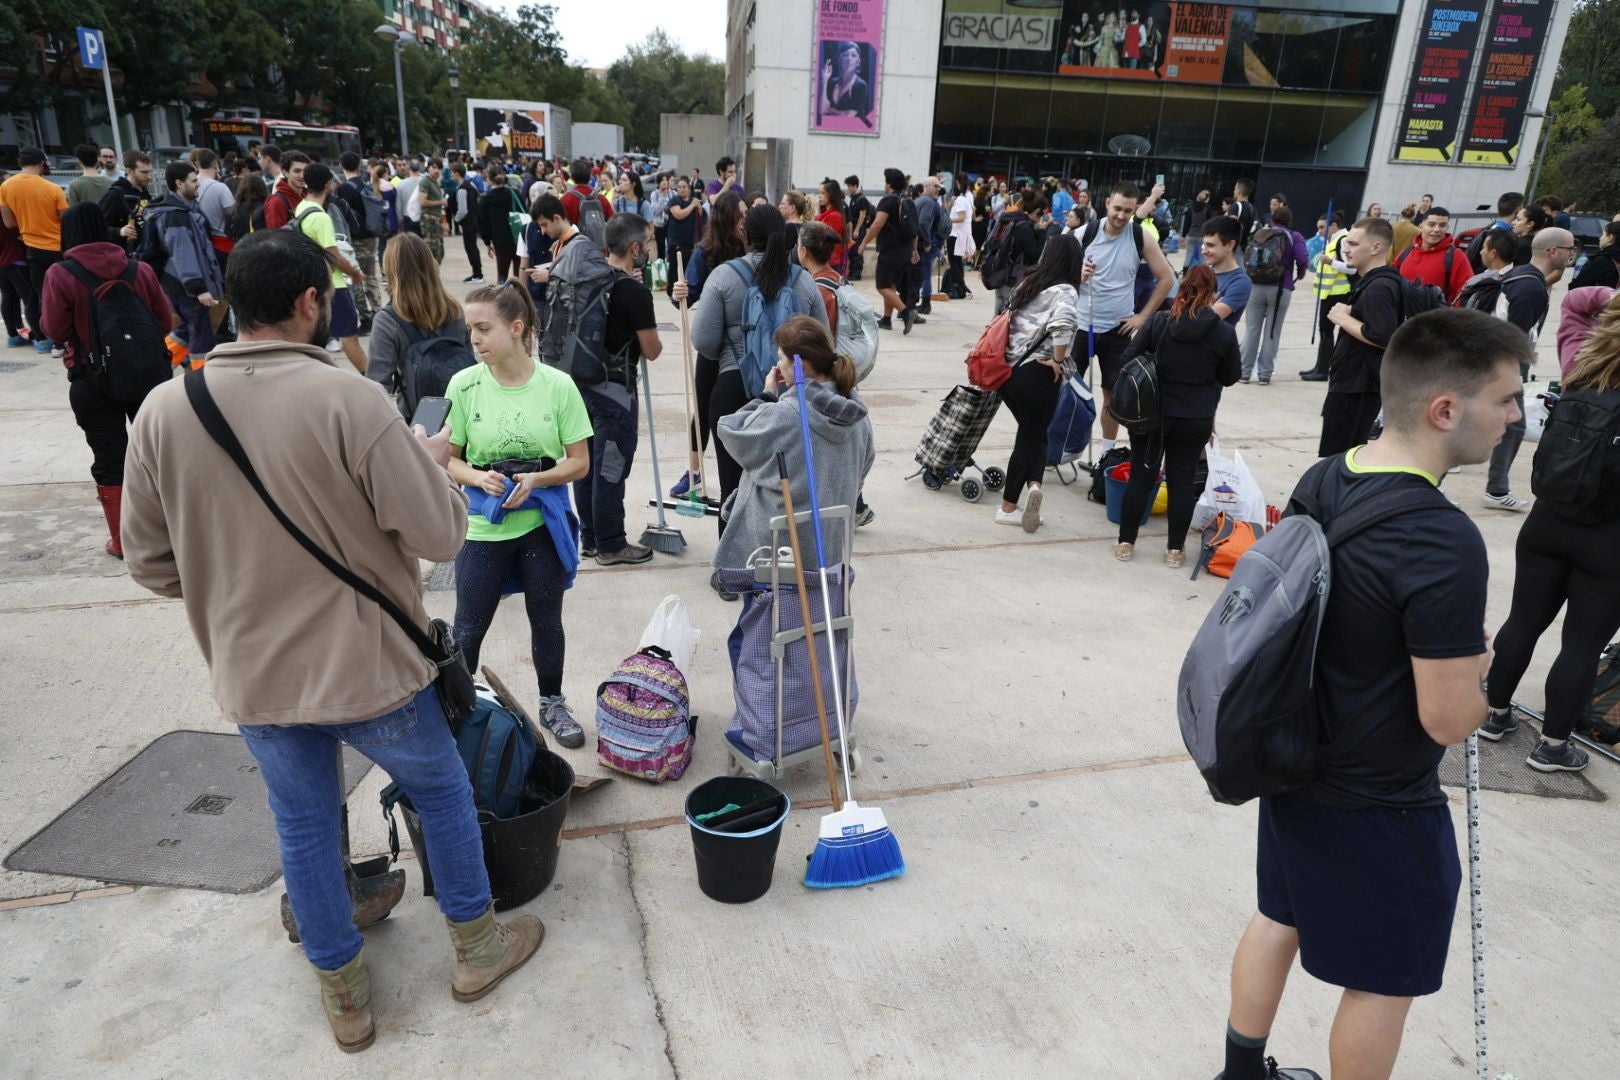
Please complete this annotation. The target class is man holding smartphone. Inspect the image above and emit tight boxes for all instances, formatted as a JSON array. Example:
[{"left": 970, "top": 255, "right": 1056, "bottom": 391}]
[{"left": 1076, "top": 181, "right": 1175, "bottom": 454}]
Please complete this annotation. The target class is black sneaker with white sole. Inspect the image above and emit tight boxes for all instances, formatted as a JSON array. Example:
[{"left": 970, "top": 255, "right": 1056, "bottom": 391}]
[
  {"left": 1478, "top": 708, "right": 1518, "bottom": 742},
  {"left": 1212, "top": 1058, "right": 1323, "bottom": 1080},
  {"left": 1528, "top": 738, "right": 1590, "bottom": 773}
]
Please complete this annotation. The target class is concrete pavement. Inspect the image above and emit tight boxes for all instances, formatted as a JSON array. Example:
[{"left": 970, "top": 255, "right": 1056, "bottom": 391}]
[{"left": 1, "top": 238, "right": 1614, "bottom": 1077}]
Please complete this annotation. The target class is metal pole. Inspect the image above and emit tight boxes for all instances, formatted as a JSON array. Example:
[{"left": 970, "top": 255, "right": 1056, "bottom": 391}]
[
  {"left": 1526, "top": 112, "right": 1553, "bottom": 203},
  {"left": 98, "top": 46, "right": 124, "bottom": 167},
  {"left": 393, "top": 41, "right": 409, "bottom": 157},
  {"left": 1465, "top": 731, "right": 1490, "bottom": 1080}
]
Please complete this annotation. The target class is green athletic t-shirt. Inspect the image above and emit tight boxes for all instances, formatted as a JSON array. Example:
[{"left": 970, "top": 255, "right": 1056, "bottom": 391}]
[
  {"left": 296, "top": 200, "right": 346, "bottom": 288},
  {"left": 446, "top": 361, "right": 593, "bottom": 542}
]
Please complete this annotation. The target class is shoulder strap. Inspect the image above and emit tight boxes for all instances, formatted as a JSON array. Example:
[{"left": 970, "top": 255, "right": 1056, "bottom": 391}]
[
  {"left": 61, "top": 259, "right": 107, "bottom": 355},
  {"left": 1320, "top": 482, "right": 1453, "bottom": 549},
  {"left": 181, "top": 368, "right": 445, "bottom": 662},
  {"left": 1131, "top": 219, "right": 1145, "bottom": 256},
  {"left": 1080, "top": 219, "right": 1099, "bottom": 251}
]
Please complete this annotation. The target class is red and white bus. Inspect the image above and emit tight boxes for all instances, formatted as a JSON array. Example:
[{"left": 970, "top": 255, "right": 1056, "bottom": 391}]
[{"left": 199, "top": 118, "right": 363, "bottom": 163}]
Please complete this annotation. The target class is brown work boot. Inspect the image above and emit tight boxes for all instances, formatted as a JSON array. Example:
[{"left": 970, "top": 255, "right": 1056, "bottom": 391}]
[
  {"left": 446, "top": 906, "right": 544, "bottom": 1003},
  {"left": 311, "top": 948, "right": 374, "bottom": 1053}
]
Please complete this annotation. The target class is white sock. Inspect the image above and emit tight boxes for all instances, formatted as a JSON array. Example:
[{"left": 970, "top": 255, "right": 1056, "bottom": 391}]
[{"left": 1100, "top": 438, "right": 1116, "bottom": 454}]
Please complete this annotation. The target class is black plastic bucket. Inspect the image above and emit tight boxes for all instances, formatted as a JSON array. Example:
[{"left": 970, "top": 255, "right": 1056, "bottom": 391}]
[
  {"left": 684, "top": 776, "right": 791, "bottom": 904},
  {"left": 400, "top": 747, "right": 574, "bottom": 911}
]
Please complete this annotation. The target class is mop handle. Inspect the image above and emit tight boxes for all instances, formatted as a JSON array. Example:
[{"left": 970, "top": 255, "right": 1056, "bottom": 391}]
[
  {"left": 1466, "top": 730, "right": 1490, "bottom": 1080},
  {"left": 792, "top": 357, "right": 854, "bottom": 801},
  {"left": 1310, "top": 199, "right": 1332, "bottom": 347},
  {"left": 640, "top": 361, "right": 670, "bottom": 529},
  {"left": 777, "top": 452, "right": 841, "bottom": 810}
]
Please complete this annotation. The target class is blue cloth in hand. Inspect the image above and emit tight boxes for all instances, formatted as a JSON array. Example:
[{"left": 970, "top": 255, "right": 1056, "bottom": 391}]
[{"left": 462, "top": 479, "right": 582, "bottom": 592}]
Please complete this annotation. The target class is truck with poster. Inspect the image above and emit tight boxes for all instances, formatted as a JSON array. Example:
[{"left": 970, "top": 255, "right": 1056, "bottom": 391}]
[{"left": 466, "top": 99, "right": 572, "bottom": 162}]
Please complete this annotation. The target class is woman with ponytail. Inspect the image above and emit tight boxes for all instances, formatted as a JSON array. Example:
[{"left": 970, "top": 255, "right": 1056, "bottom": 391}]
[
  {"left": 692, "top": 205, "right": 828, "bottom": 584},
  {"left": 712, "top": 314, "right": 873, "bottom": 573},
  {"left": 443, "top": 282, "right": 594, "bottom": 747},
  {"left": 1113, "top": 262, "right": 1240, "bottom": 566}
]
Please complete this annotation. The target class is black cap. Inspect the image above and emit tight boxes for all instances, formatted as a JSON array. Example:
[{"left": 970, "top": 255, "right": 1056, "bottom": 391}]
[{"left": 18, "top": 147, "right": 46, "bottom": 166}]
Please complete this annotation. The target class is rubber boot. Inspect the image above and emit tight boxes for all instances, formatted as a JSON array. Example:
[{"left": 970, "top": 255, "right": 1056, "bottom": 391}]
[
  {"left": 95, "top": 485, "right": 123, "bottom": 559},
  {"left": 446, "top": 905, "right": 544, "bottom": 1003},
  {"left": 312, "top": 948, "right": 374, "bottom": 1053}
]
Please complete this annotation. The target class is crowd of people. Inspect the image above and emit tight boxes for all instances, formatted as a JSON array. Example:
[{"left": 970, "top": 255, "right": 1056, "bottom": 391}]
[{"left": 9, "top": 131, "right": 1620, "bottom": 1078}]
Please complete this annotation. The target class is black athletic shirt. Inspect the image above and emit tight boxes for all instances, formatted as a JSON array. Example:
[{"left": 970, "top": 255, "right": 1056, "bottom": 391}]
[
  {"left": 876, "top": 194, "right": 907, "bottom": 254},
  {"left": 604, "top": 271, "right": 657, "bottom": 378},
  {"left": 1292, "top": 450, "right": 1489, "bottom": 810}
]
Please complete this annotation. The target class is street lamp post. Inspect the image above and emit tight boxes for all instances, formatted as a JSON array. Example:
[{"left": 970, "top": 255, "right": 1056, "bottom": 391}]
[
  {"left": 448, "top": 66, "right": 461, "bottom": 153},
  {"left": 374, "top": 24, "right": 417, "bottom": 157}
]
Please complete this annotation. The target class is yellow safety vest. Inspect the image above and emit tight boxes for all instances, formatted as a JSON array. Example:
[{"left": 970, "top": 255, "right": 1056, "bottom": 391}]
[{"left": 1313, "top": 231, "right": 1351, "bottom": 299}]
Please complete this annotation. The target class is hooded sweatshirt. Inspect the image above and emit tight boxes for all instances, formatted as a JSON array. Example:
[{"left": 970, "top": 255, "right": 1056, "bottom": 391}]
[
  {"left": 263, "top": 178, "right": 302, "bottom": 230},
  {"left": 1122, "top": 307, "right": 1241, "bottom": 418},
  {"left": 143, "top": 192, "right": 224, "bottom": 298},
  {"left": 40, "top": 241, "right": 174, "bottom": 374},
  {"left": 1395, "top": 233, "right": 1472, "bottom": 303},
  {"left": 1557, "top": 286, "right": 1616, "bottom": 376},
  {"left": 712, "top": 378, "right": 874, "bottom": 571},
  {"left": 691, "top": 251, "right": 828, "bottom": 375}
]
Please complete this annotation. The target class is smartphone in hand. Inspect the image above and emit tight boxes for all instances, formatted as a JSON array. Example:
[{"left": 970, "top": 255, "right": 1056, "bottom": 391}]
[{"left": 411, "top": 395, "right": 452, "bottom": 436}]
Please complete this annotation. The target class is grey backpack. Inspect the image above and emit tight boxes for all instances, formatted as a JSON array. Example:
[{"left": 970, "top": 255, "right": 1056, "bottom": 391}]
[{"left": 1176, "top": 465, "right": 1452, "bottom": 804}]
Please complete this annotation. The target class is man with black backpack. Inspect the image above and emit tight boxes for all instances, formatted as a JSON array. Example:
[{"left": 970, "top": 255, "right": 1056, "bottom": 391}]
[
  {"left": 860, "top": 167, "right": 921, "bottom": 333},
  {"left": 1481, "top": 227, "right": 1575, "bottom": 512},
  {"left": 338, "top": 152, "right": 385, "bottom": 327},
  {"left": 1207, "top": 307, "right": 1530, "bottom": 1080},
  {"left": 142, "top": 162, "right": 224, "bottom": 369},
  {"left": 981, "top": 189, "right": 1044, "bottom": 316},
  {"left": 1318, "top": 217, "right": 1401, "bottom": 457}
]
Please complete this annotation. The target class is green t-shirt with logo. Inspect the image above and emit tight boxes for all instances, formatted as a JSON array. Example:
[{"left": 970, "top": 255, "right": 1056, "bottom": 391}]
[
  {"left": 296, "top": 199, "right": 346, "bottom": 289},
  {"left": 446, "top": 360, "right": 594, "bottom": 542}
]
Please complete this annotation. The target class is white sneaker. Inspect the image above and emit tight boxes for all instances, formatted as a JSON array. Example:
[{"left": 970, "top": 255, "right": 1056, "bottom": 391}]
[
  {"left": 994, "top": 507, "right": 1023, "bottom": 527},
  {"left": 1481, "top": 491, "right": 1528, "bottom": 512},
  {"left": 1021, "top": 487, "right": 1042, "bottom": 533}
]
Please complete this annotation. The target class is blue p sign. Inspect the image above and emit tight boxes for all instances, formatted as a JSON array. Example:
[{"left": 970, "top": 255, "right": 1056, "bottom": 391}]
[{"left": 77, "top": 27, "right": 105, "bottom": 71}]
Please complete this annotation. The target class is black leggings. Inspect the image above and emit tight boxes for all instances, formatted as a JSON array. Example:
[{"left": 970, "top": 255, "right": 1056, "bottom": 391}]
[
  {"left": 709, "top": 368, "right": 751, "bottom": 535},
  {"left": 1118, "top": 415, "right": 1215, "bottom": 548},
  {"left": 1, "top": 262, "right": 27, "bottom": 338},
  {"left": 1309, "top": 299, "right": 1336, "bottom": 375},
  {"left": 453, "top": 528, "right": 568, "bottom": 700},
  {"left": 693, "top": 351, "right": 717, "bottom": 456},
  {"left": 69, "top": 372, "right": 167, "bottom": 486},
  {"left": 1487, "top": 503, "right": 1620, "bottom": 740},
  {"left": 998, "top": 360, "right": 1060, "bottom": 499},
  {"left": 491, "top": 244, "right": 516, "bottom": 284}
]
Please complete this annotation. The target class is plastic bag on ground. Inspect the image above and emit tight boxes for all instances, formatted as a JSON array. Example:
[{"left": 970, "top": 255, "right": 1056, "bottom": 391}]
[
  {"left": 1192, "top": 437, "right": 1266, "bottom": 530},
  {"left": 639, "top": 595, "right": 702, "bottom": 676}
]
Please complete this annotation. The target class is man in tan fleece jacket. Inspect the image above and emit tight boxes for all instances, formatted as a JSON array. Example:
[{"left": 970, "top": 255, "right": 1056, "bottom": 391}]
[{"left": 122, "top": 229, "right": 542, "bottom": 1053}]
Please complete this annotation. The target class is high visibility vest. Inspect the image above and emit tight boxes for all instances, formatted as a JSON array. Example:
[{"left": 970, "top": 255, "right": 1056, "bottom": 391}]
[{"left": 1313, "top": 230, "right": 1351, "bottom": 299}]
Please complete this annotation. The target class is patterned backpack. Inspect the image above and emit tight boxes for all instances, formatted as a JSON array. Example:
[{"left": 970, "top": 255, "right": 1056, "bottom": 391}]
[{"left": 595, "top": 647, "right": 694, "bottom": 783}]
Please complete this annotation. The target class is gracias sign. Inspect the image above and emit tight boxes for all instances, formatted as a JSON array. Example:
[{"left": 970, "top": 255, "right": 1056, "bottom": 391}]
[{"left": 944, "top": 13, "right": 1056, "bottom": 51}]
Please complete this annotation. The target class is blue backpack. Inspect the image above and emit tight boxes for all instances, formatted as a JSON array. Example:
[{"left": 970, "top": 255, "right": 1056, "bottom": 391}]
[
  {"left": 732, "top": 260, "right": 811, "bottom": 397},
  {"left": 381, "top": 695, "right": 539, "bottom": 821}
]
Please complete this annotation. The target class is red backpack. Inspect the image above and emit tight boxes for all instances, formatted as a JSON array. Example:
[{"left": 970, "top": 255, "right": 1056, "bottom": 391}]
[{"left": 965, "top": 310, "right": 1014, "bottom": 390}]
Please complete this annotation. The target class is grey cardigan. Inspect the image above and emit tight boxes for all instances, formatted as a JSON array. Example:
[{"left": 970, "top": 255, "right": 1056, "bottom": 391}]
[
  {"left": 713, "top": 379, "right": 874, "bottom": 571},
  {"left": 690, "top": 252, "right": 829, "bottom": 375},
  {"left": 365, "top": 305, "right": 468, "bottom": 414}
]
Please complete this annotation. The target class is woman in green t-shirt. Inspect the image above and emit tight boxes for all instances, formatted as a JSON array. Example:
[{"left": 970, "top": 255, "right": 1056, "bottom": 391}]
[{"left": 445, "top": 283, "right": 593, "bottom": 746}]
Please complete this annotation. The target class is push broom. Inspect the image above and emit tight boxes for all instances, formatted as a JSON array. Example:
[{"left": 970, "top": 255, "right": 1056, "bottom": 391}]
[
  {"left": 788, "top": 357, "right": 903, "bottom": 888},
  {"left": 673, "top": 251, "right": 707, "bottom": 521},
  {"left": 637, "top": 360, "right": 686, "bottom": 553}
]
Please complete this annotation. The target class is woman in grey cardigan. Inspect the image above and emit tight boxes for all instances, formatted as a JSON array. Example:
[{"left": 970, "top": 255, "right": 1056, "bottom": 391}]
[
  {"left": 714, "top": 314, "right": 874, "bottom": 581},
  {"left": 691, "top": 204, "right": 828, "bottom": 529},
  {"left": 365, "top": 232, "right": 468, "bottom": 417}
]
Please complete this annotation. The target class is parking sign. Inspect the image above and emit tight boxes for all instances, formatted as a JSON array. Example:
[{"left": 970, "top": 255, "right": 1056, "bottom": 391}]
[{"left": 77, "top": 27, "right": 105, "bottom": 71}]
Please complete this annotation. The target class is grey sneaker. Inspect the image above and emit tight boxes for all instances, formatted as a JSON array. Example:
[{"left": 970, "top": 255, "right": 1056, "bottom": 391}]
[
  {"left": 855, "top": 504, "right": 875, "bottom": 527},
  {"left": 1479, "top": 708, "right": 1518, "bottom": 742},
  {"left": 1482, "top": 491, "right": 1529, "bottom": 512},
  {"left": 1528, "top": 738, "right": 1590, "bottom": 773},
  {"left": 537, "top": 694, "right": 585, "bottom": 749},
  {"left": 597, "top": 542, "right": 653, "bottom": 565},
  {"left": 580, "top": 543, "right": 597, "bottom": 560}
]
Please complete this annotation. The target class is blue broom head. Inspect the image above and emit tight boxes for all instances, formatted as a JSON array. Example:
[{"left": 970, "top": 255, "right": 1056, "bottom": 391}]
[{"left": 804, "top": 801, "right": 904, "bottom": 889}]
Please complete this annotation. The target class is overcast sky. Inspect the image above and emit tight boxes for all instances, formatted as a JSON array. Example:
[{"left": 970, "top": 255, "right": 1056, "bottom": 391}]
[{"left": 489, "top": 0, "right": 728, "bottom": 69}]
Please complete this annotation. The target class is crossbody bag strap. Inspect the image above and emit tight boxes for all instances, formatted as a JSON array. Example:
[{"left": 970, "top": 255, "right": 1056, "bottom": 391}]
[{"left": 182, "top": 367, "right": 445, "bottom": 662}]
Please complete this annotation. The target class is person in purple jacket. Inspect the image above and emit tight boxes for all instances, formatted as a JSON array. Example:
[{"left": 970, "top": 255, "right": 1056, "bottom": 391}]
[{"left": 1238, "top": 206, "right": 1310, "bottom": 384}]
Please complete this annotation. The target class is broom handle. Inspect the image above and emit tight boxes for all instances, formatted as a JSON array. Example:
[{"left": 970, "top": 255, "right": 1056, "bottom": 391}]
[
  {"left": 792, "top": 357, "right": 855, "bottom": 804},
  {"left": 1466, "top": 730, "right": 1490, "bottom": 1080},
  {"left": 676, "top": 251, "right": 706, "bottom": 500},
  {"left": 776, "top": 452, "right": 841, "bottom": 811},
  {"left": 640, "top": 361, "right": 669, "bottom": 529}
]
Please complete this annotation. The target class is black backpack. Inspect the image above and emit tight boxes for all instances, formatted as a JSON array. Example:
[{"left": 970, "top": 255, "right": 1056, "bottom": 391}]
[
  {"left": 1107, "top": 316, "right": 1166, "bottom": 429},
  {"left": 1398, "top": 277, "right": 1448, "bottom": 319},
  {"left": 62, "top": 259, "right": 170, "bottom": 398},
  {"left": 1079, "top": 217, "right": 1146, "bottom": 261},
  {"left": 1243, "top": 227, "right": 1291, "bottom": 286},
  {"left": 1531, "top": 386, "right": 1620, "bottom": 526},
  {"left": 392, "top": 307, "right": 477, "bottom": 417},
  {"left": 979, "top": 216, "right": 1019, "bottom": 290},
  {"left": 1088, "top": 445, "right": 1133, "bottom": 504},
  {"left": 896, "top": 196, "right": 920, "bottom": 242}
]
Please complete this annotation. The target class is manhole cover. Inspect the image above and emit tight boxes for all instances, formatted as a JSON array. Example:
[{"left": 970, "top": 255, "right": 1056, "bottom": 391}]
[
  {"left": 4, "top": 731, "right": 373, "bottom": 892},
  {"left": 1440, "top": 722, "right": 1605, "bottom": 802}
]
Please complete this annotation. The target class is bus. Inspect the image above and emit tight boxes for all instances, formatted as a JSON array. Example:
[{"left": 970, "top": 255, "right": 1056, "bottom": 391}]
[{"left": 199, "top": 118, "right": 363, "bottom": 163}]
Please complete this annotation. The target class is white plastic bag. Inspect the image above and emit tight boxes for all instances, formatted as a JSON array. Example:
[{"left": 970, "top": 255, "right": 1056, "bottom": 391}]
[
  {"left": 1193, "top": 437, "right": 1266, "bottom": 529},
  {"left": 1523, "top": 392, "right": 1548, "bottom": 442},
  {"left": 639, "top": 595, "right": 701, "bottom": 675}
]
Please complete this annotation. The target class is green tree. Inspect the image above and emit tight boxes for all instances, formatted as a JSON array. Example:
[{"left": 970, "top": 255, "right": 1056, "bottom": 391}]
[
  {"left": 1539, "top": 114, "right": 1620, "bottom": 209},
  {"left": 0, "top": 0, "right": 116, "bottom": 112},
  {"left": 1532, "top": 83, "right": 1601, "bottom": 199},
  {"left": 1553, "top": 0, "right": 1620, "bottom": 119},
  {"left": 606, "top": 31, "right": 724, "bottom": 150}
]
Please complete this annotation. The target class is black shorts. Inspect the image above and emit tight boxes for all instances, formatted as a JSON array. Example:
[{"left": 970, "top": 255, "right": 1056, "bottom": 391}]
[
  {"left": 1088, "top": 325, "right": 1135, "bottom": 389},
  {"left": 875, "top": 247, "right": 911, "bottom": 290},
  {"left": 330, "top": 287, "right": 360, "bottom": 339},
  {"left": 1257, "top": 795, "right": 1461, "bottom": 997}
]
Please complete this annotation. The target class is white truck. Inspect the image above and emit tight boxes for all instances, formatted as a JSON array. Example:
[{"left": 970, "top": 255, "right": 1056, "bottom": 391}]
[
  {"left": 466, "top": 99, "right": 572, "bottom": 162},
  {"left": 571, "top": 122, "right": 624, "bottom": 162}
]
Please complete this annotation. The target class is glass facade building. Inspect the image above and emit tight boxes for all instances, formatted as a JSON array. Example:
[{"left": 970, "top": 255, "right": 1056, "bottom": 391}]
[{"left": 931, "top": 1, "right": 1403, "bottom": 216}]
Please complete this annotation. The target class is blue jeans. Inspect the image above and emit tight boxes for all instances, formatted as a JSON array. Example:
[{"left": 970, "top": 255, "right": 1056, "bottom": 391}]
[
  {"left": 573, "top": 384, "right": 639, "bottom": 553},
  {"left": 241, "top": 686, "right": 490, "bottom": 970}
]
